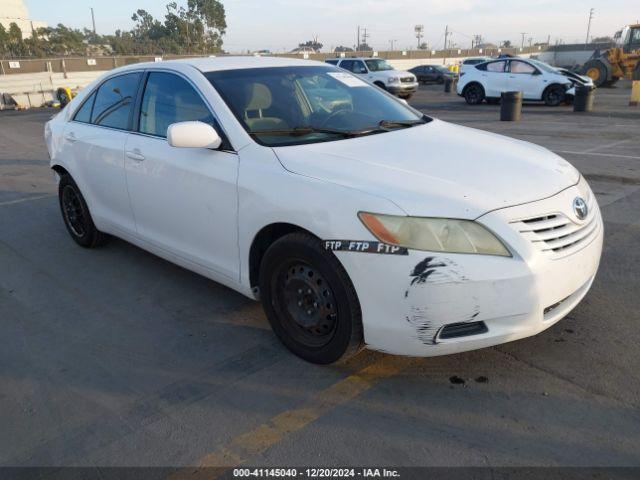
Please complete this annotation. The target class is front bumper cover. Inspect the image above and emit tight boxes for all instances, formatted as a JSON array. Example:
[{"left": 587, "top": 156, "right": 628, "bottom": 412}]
[{"left": 335, "top": 179, "right": 603, "bottom": 356}]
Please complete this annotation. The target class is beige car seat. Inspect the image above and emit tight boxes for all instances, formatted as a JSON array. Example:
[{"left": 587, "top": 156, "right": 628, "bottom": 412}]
[{"left": 243, "top": 83, "right": 287, "bottom": 131}]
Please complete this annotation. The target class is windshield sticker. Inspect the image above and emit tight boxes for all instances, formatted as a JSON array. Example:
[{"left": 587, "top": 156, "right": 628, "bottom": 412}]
[
  {"left": 324, "top": 240, "right": 408, "bottom": 255},
  {"left": 327, "top": 72, "right": 369, "bottom": 87}
]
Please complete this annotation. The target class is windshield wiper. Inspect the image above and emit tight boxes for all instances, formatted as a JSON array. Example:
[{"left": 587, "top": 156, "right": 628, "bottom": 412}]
[
  {"left": 249, "top": 126, "right": 383, "bottom": 138},
  {"left": 378, "top": 119, "right": 427, "bottom": 130}
]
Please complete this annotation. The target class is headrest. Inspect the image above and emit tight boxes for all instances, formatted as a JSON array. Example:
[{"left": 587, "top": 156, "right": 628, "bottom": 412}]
[{"left": 245, "top": 83, "right": 272, "bottom": 111}]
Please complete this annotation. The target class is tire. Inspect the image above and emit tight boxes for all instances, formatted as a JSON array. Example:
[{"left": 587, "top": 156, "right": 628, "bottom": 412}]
[
  {"left": 581, "top": 59, "right": 608, "bottom": 87},
  {"left": 373, "top": 81, "right": 387, "bottom": 91},
  {"left": 542, "top": 84, "right": 566, "bottom": 106},
  {"left": 259, "top": 232, "right": 363, "bottom": 364},
  {"left": 463, "top": 83, "right": 485, "bottom": 105},
  {"left": 58, "top": 174, "right": 108, "bottom": 248}
]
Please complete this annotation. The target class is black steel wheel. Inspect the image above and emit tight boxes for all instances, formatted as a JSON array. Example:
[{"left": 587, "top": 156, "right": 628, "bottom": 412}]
[
  {"left": 464, "top": 83, "right": 485, "bottom": 105},
  {"left": 276, "top": 261, "right": 338, "bottom": 348},
  {"left": 542, "top": 84, "right": 566, "bottom": 106},
  {"left": 259, "top": 232, "right": 363, "bottom": 364},
  {"left": 58, "top": 173, "right": 108, "bottom": 248}
]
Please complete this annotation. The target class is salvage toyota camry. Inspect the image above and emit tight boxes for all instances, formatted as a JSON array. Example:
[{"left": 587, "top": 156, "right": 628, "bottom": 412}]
[{"left": 45, "top": 57, "right": 603, "bottom": 364}]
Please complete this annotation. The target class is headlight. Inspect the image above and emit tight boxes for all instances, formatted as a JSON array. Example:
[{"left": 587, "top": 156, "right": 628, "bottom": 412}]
[
  {"left": 387, "top": 77, "right": 399, "bottom": 84},
  {"left": 358, "top": 212, "right": 511, "bottom": 256}
]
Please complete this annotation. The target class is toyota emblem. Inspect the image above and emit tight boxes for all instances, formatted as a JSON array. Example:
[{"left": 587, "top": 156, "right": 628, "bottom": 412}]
[{"left": 573, "top": 197, "right": 588, "bottom": 221}]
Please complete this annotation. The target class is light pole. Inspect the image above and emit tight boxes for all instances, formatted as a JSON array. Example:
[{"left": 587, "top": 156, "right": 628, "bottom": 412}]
[
  {"left": 90, "top": 7, "right": 96, "bottom": 35},
  {"left": 585, "top": 8, "right": 595, "bottom": 46},
  {"left": 520, "top": 32, "right": 528, "bottom": 49}
]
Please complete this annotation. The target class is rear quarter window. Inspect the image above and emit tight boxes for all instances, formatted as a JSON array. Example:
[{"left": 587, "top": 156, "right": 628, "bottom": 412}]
[{"left": 73, "top": 92, "right": 96, "bottom": 123}]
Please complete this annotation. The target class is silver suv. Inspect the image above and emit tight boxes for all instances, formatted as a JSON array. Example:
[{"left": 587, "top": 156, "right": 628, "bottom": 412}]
[{"left": 326, "top": 57, "right": 418, "bottom": 99}]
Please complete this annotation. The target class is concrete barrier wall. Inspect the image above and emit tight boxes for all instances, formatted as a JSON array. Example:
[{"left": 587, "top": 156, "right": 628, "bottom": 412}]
[
  {"left": 0, "top": 48, "right": 539, "bottom": 108},
  {"left": 0, "top": 71, "right": 104, "bottom": 108}
]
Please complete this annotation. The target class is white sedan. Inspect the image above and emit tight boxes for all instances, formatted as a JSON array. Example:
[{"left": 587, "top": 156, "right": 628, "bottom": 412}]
[
  {"left": 457, "top": 57, "right": 574, "bottom": 106},
  {"left": 45, "top": 57, "right": 603, "bottom": 364}
]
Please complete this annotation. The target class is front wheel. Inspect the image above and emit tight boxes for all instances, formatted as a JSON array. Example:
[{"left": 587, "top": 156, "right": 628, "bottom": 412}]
[
  {"left": 463, "top": 83, "right": 485, "bottom": 105},
  {"left": 542, "top": 85, "right": 566, "bottom": 106},
  {"left": 259, "top": 232, "right": 363, "bottom": 364},
  {"left": 58, "top": 174, "right": 108, "bottom": 248}
]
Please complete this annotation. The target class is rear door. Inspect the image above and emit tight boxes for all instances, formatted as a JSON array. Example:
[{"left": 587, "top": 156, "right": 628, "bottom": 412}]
[
  {"left": 124, "top": 70, "right": 239, "bottom": 279},
  {"left": 507, "top": 60, "right": 542, "bottom": 99},
  {"left": 479, "top": 60, "right": 508, "bottom": 97},
  {"left": 61, "top": 72, "right": 141, "bottom": 233}
]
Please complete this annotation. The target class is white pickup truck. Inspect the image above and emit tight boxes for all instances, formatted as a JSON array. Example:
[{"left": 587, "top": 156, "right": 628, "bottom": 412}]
[{"left": 326, "top": 57, "right": 418, "bottom": 99}]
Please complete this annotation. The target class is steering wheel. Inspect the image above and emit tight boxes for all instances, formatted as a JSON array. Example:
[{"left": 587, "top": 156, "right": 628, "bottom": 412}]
[{"left": 319, "top": 108, "right": 351, "bottom": 128}]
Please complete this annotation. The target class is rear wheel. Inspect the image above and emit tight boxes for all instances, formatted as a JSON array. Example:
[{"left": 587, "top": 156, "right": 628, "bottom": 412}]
[
  {"left": 58, "top": 174, "right": 108, "bottom": 248},
  {"left": 259, "top": 232, "right": 363, "bottom": 364},
  {"left": 542, "top": 84, "right": 566, "bottom": 106},
  {"left": 463, "top": 83, "right": 485, "bottom": 105},
  {"left": 582, "top": 59, "right": 609, "bottom": 87}
]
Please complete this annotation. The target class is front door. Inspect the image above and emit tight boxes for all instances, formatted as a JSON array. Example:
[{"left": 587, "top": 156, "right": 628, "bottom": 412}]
[
  {"left": 124, "top": 71, "right": 239, "bottom": 280},
  {"left": 507, "top": 60, "right": 542, "bottom": 99}
]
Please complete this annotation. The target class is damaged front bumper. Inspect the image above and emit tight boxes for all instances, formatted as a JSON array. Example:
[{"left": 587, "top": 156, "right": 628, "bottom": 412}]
[{"left": 335, "top": 178, "right": 603, "bottom": 357}]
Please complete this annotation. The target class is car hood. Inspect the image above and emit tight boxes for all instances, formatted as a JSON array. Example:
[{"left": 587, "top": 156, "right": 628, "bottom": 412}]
[
  {"left": 273, "top": 119, "right": 579, "bottom": 219},
  {"left": 376, "top": 70, "right": 414, "bottom": 78}
]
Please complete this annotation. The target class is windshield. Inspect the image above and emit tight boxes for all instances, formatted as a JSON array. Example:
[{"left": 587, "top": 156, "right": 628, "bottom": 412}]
[
  {"left": 527, "top": 59, "right": 558, "bottom": 74},
  {"left": 364, "top": 59, "right": 394, "bottom": 71},
  {"left": 205, "top": 66, "right": 427, "bottom": 147}
]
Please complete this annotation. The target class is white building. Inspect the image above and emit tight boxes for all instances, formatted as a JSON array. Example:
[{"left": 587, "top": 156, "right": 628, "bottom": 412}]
[{"left": 0, "top": 0, "right": 47, "bottom": 38}]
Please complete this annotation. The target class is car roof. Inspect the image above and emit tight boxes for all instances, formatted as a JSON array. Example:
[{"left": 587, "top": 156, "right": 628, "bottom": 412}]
[
  {"left": 327, "top": 57, "right": 381, "bottom": 61},
  {"left": 112, "top": 55, "right": 328, "bottom": 74}
]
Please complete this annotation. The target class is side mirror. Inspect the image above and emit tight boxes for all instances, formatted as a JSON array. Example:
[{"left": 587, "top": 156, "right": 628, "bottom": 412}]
[{"left": 167, "top": 121, "right": 222, "bottom": 149}]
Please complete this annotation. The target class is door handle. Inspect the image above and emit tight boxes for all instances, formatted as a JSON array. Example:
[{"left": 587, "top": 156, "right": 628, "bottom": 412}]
[
  {"left": 126, "top": 150, "right": 145, "bottom": 161},
  {"left": 64, "top": 132, "right": 77, "bottom": 142}
]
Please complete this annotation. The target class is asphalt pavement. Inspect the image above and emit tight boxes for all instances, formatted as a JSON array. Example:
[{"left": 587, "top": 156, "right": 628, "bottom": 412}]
[{"left": 0, "top": 81, "right": 639, "bottom": 471}]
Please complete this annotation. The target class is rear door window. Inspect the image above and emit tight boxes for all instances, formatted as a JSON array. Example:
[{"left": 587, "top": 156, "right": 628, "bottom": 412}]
[
  {"left": 91, "top": 72, "right": 141, "bottom": 130},
  {"left": 486, "top": 61, "right": 507, "bottom": 72}
]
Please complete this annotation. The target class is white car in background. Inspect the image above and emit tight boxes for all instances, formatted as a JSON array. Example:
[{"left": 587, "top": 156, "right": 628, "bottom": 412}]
[
  {"left": 457, "top": 57, "right": 574, "bottom": 106},
  {"left": 459, "top": 56, "right": 492, "bottom": 75},
  {"left": 45, "top": 57, "right": 602, "bottom": 364},
  {"left": 326, "top": 57, "right": 418, "bottom": 98}
]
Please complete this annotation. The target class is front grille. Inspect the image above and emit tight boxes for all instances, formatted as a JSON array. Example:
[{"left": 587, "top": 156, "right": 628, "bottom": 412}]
[
  {"left": 400, "top": 77, "right": 414, "bottom": 83},
  {"left": 511, "top": 195, "right": 599, "bottom": 258}
]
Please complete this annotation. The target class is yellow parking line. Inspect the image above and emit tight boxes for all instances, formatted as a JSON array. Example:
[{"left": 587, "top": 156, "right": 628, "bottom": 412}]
[{"left": 169, "top": 354, "right": 417, "bottom": 480}]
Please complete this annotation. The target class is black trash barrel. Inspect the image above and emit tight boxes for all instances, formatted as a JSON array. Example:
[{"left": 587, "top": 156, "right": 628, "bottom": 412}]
[
  {"left": 500, "top": 91, "right": 522, "bottom": 121},
  {"left": 574, "top": 85, "right": 594, "bottom": 112},
  {"left": 444, "top": 77, "right": 455, "bottom": 93}
]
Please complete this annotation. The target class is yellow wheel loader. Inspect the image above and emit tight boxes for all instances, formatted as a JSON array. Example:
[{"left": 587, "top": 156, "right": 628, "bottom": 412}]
[{"left": 581, "top": 24, "right": 640, "bottom": 87}]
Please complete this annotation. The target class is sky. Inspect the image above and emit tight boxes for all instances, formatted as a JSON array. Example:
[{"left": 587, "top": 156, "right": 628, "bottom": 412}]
[{"left": 25, "top": 0, "right": 639, "bottom": 52}]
